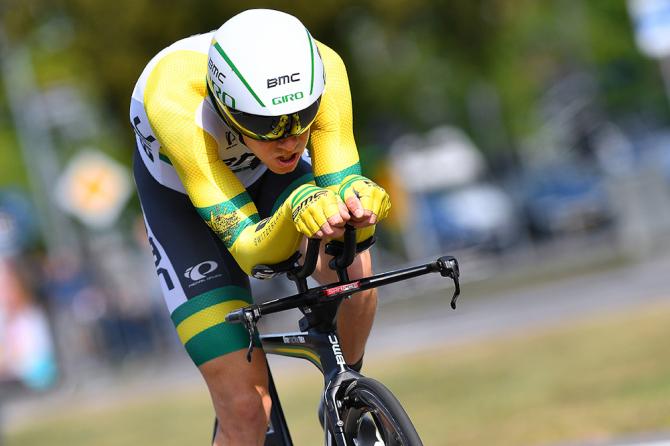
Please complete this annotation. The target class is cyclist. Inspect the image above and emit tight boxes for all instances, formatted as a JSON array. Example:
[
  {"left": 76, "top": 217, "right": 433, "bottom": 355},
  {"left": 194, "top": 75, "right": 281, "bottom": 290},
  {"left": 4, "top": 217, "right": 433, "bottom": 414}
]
[{"left": 129, "top": 8, "right": 390, "bottom": 445}]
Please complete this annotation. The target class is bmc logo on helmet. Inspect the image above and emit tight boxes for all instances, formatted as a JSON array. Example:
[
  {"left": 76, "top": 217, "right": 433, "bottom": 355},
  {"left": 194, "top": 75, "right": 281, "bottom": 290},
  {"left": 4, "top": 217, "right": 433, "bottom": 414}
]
[
  {"left": 272, "top": 91, "right": 304, "bottom": 105},
  {"left": 208, "top": 58, "right": 226, "bottom": 83},
  {"left": 267, "top": 73, "right": 300, "bottom": 89}
]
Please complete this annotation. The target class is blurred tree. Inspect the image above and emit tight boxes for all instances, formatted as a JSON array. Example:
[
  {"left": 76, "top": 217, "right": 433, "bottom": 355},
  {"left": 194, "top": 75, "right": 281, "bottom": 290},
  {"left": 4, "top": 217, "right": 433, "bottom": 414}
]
[
  {"left": 61, "top": 0, "right": 357, "bottom": 136},
  {"left": 585, "top": 0, "right": 668, "bottom": 120},
  {"left": 0, "top": 0, "right": 667, "bottom": 170}
]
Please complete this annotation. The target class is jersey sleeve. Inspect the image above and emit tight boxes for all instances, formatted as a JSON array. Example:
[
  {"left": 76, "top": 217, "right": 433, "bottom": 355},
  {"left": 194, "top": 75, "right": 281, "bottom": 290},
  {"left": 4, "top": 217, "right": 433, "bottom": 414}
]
[
  {"left": 309, "top": 43, "right": 378, "bottom": 243},
  {"left": 309, "top": 42, "right": 363, "bottom": 192},
  {"left": 143, "top": 50, "right": 302, "bottom": 275}
]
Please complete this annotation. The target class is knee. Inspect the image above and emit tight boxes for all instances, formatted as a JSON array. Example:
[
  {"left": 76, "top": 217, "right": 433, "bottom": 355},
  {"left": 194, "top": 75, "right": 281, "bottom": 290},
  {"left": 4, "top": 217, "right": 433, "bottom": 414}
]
[
  {"left": 225, "top": 389, "right": 271, "bottom": 426},
  {"left": 230, "top": 389, "right": 272, "bottom": 426},
  {"left": 215, "top": 387, "right": 271, "bottom": 442}
]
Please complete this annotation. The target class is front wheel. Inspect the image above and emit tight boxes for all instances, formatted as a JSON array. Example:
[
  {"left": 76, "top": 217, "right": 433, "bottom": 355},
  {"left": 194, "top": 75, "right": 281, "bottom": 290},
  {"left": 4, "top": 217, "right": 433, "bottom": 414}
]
[{"left": 340, "top": 377, "right": 423, "bottom": 446}]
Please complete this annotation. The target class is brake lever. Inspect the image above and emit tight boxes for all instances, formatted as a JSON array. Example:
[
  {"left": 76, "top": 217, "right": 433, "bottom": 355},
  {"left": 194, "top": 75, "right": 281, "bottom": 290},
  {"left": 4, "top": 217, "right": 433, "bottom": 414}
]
[
  {"left": 450, "top": 276, "right": 461, "bottom": 309},
  {"left": 436, "top": 256, "right": 461, "bottom": 309},
  {"left": 240, "top": 307, "right": 262, "bottom": 362}
]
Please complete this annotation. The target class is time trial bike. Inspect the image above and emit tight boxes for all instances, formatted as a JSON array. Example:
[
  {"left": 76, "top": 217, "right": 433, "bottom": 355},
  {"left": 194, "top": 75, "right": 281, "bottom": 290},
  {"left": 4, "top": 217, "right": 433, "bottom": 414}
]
[{"left": 224, "top": 225, "right": 461, "bottom": 445}]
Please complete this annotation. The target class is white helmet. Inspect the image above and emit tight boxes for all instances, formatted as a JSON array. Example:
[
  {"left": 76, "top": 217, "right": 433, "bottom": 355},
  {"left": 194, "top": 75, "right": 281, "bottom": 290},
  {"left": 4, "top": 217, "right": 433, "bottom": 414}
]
[{"left": 206, "top": 9, "right": 325, "bottom": 140}]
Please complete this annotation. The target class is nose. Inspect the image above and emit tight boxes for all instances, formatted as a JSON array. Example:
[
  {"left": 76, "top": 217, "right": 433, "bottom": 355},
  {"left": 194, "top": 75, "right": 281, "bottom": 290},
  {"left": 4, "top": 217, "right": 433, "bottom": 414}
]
[{"left": 276, "top": 135, "right": 299, "bottom": 150}]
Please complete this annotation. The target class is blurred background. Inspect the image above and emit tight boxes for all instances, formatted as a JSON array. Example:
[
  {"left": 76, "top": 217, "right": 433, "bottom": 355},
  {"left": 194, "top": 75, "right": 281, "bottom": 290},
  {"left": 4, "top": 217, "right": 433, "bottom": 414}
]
[{"left": 1, "top": 0, "right": 670, "bottom": 445}]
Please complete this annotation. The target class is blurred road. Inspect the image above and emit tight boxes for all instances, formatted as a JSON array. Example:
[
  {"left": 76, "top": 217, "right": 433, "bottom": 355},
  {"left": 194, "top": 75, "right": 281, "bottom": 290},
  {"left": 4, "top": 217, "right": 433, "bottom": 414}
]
[{"left": 366, "top": 249, "right": 670, "bottom": 360}]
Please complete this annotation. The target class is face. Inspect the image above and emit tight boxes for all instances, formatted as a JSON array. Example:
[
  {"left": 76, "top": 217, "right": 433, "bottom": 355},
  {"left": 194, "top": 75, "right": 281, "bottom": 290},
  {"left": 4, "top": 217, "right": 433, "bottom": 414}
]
[{"left": 242, "top": 129, "right": 310, "bottom": 174}]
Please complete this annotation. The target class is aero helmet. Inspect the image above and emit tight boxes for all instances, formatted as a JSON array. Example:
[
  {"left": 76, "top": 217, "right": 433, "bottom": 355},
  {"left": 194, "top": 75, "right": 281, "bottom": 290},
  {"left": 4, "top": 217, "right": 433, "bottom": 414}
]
[{"left": 206, "top": 9, "right": 325, "bottom": 140}]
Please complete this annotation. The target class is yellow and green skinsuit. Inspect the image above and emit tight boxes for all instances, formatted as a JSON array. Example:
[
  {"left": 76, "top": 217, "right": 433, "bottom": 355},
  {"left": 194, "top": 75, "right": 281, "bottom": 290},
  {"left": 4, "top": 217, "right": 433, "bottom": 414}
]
[{"left": 143, "top": 40, "right": 365, "bottom": 275}]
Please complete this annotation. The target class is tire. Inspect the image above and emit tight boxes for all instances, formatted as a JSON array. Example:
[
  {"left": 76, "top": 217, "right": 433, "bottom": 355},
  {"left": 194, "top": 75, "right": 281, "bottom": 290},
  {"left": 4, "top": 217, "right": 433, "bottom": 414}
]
[{"left": 339, "top": 377, "right": 423, "bottom": 446}]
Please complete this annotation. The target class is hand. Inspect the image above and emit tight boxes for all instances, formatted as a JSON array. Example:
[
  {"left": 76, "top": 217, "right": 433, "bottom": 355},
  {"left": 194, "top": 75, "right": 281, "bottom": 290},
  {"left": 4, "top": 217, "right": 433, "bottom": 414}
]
[
  {"left": 337, "top": 175, "right": 391, "bottom": 228},
  {"left": 289, "top": 184, "right": 350, "bottom": 239}
]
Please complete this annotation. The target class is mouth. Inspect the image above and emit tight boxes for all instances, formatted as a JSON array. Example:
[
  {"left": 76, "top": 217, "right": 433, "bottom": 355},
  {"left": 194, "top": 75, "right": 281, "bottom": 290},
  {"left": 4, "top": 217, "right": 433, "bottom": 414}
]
[{"left": 277, "top": 152, "right": 299, "bottom": 166}]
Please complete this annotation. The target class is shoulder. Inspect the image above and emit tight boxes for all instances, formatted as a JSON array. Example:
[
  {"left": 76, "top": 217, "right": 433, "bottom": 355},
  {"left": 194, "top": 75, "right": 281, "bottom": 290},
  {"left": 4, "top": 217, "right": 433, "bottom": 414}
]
[
  {"left": 315, "top": 40, "right": 347, "bottom": 75},
  {"left": 132, "top": 32, "right": 213, "bottom": 109},
  {"left": 131, "top": 32, "right": 230, "bottom": 158}
]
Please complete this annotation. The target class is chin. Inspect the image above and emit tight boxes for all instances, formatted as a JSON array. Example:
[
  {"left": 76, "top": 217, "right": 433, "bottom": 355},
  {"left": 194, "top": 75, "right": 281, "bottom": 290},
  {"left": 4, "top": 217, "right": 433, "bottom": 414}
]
[{"left": 271, "top": 164, "right": 298, "bottom": 174}]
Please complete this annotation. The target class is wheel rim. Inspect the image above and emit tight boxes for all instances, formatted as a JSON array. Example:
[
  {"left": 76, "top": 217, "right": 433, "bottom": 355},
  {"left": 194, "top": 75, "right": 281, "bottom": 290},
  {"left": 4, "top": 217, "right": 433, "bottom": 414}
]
[{"left": 343, "top": 395, "right": 404, "bottom": 446}]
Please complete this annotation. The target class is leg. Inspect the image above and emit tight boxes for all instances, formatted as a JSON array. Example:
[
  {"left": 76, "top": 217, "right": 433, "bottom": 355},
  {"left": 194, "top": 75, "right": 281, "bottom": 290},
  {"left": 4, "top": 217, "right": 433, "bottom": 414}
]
[
  {"left": 133, "top": 150, "right": 271, "bottom": 445},
  {"left": 203, "top": 349, "right": 270, "bottom": 446},
  {"left": 307, "top": 242, "right": 377, "bottom": 365}
]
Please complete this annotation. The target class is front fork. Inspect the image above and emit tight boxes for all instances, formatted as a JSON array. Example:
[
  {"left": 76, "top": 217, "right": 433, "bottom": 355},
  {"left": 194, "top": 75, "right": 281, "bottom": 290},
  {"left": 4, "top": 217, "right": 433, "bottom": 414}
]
[
  {"left": 309, "top": 329, "right": 362, "bottom": 446},
  {"left": 323, "top": 371, "right": 363, "bottom": 446}
]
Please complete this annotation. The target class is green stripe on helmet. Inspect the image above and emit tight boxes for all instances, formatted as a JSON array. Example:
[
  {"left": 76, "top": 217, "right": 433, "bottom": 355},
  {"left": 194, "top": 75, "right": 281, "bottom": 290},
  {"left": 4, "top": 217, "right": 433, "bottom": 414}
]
[
  {"left": 306, "top": 29, "right": 315, "bottom": 95},
  {"left": 213, "top": 41, "right": 266, "bottom": 108}
]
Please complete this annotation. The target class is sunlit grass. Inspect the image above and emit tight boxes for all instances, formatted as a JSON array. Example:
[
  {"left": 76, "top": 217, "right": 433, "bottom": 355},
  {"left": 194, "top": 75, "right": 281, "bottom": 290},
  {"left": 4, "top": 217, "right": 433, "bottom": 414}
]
[{"left": 8, "top": 302, "right": 670, "bottom": 446}]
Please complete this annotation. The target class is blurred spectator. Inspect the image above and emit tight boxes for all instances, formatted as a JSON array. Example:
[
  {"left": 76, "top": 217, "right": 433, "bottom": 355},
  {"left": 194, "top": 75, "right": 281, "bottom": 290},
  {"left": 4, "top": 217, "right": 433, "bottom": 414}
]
[
  {"left": 0, "top": 190, "right": 39, "bottom": 258},
  {"left": 41, "top": 250, "right": 109, "bottom": 371},
  {"left": 92, "top": 217, "right": 180, "bottom": 360},
  {"left": 0, "top": 258, "right": 57, "bottom": 391}
]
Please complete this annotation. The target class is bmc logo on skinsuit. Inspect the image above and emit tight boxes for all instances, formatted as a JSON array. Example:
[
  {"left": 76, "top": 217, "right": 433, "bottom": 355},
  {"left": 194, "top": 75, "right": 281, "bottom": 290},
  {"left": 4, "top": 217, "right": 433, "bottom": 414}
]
[{"left": 184, "top": 261, "right": 219, "bottom": 282}]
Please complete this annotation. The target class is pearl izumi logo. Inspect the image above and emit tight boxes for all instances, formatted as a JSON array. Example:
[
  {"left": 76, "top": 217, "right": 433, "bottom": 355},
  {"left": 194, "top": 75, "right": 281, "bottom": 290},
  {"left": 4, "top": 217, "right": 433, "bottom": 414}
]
[{"left": 184, "top": 261, "right": 221, "bottom": 285}]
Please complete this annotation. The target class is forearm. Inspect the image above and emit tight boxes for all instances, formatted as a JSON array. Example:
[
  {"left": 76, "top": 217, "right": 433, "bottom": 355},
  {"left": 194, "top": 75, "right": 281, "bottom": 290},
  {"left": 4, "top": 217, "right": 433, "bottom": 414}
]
[
  {"left": 201, "top": 184, "right": 342, "bottom": 276},
  {"left": 226, "top": 202, "right": 302, "bottom": 275}
]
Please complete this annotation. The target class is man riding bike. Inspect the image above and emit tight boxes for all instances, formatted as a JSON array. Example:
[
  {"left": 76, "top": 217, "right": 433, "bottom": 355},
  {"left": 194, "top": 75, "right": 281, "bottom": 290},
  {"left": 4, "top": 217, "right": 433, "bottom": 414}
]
[{"left": 129, "top": 8, "right": 390, "bottom": 445}]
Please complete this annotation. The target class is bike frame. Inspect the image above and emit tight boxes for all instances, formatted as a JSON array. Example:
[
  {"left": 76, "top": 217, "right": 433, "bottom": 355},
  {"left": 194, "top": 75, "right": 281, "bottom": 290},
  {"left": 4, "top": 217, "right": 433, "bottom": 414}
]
[
  {"left": 262, "top": 327, "right": 362, "bottom": 446},
  {"left": 227, "top": 228, "right": 461, "bottom": 446}
]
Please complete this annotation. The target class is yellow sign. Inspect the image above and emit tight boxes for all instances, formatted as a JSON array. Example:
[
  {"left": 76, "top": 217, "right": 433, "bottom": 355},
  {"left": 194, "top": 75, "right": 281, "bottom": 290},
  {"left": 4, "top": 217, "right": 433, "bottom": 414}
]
[{"left": 55, "top": 150, "right": 132, "bottom": 229}]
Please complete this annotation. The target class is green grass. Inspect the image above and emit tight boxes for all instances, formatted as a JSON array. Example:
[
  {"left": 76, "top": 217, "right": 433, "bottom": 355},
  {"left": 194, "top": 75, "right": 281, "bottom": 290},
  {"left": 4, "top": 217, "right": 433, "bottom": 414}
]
[{"left": 8, "top": 302, "right": 670, "bottom": 446}]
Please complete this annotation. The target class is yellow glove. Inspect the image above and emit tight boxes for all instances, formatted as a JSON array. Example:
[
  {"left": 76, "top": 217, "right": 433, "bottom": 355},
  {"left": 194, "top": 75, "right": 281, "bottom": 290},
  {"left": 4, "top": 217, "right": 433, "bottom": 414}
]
[
  {"left": 338, "top": 175, "right": 391, "bottom": 223},
  {"left": 288, "top": 184, "right": 347, "bottom": 238}
]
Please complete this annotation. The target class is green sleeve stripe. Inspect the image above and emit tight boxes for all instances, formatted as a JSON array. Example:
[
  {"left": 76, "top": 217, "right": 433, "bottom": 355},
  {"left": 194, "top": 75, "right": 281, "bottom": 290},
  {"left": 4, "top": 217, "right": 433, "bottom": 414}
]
[
  {"left": 290, "top": 185, "right": 321, "bottom": 208},
  {"left": 314, "top": 162, "right": 362, "bottom": 188},
  {"left": 184, "top": 322, "right": 261, "bottom": 366},
  {"left": 196, "top": 192, "right": 254, "bottom": 220},
  {"left": 213, "top": 41, "right": 265, "bottom": 108},
  {"left": 170, "top": 286, "right": 252, "bottom": 327},
  {"left": 195, "top": 194, "right": 259, "bottom": 247},
  {"left": 272, "top": 172, "right": 315, "bottom": 214}
]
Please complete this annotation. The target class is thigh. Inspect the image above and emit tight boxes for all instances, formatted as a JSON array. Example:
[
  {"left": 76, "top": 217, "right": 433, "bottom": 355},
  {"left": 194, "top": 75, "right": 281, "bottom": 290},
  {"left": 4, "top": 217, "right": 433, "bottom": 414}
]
[
  {"left": 200, "top": 348, "right": 270, "bottom": 420},
  {"left": 133, "top": 149, "right": 256, "bottom": 367}
]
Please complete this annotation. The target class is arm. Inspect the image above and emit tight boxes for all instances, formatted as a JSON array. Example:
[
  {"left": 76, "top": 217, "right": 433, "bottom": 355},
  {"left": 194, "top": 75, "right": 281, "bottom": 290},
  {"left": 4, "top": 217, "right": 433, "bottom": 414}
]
[
  {"left": 144, "top": 50, "right": 341, "bottom": 275},
  {"left": 310, "top": 43, "right": 390, "bottom": 239},
  {"left": 310, "top": 42, "right": 362, "bottom": 190}
]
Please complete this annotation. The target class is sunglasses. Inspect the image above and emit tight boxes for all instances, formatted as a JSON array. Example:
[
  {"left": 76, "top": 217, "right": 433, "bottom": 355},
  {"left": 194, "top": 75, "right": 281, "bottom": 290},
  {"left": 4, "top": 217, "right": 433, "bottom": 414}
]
[{"left": 221, "top": 97, "right": 321, "bottom": 141}]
